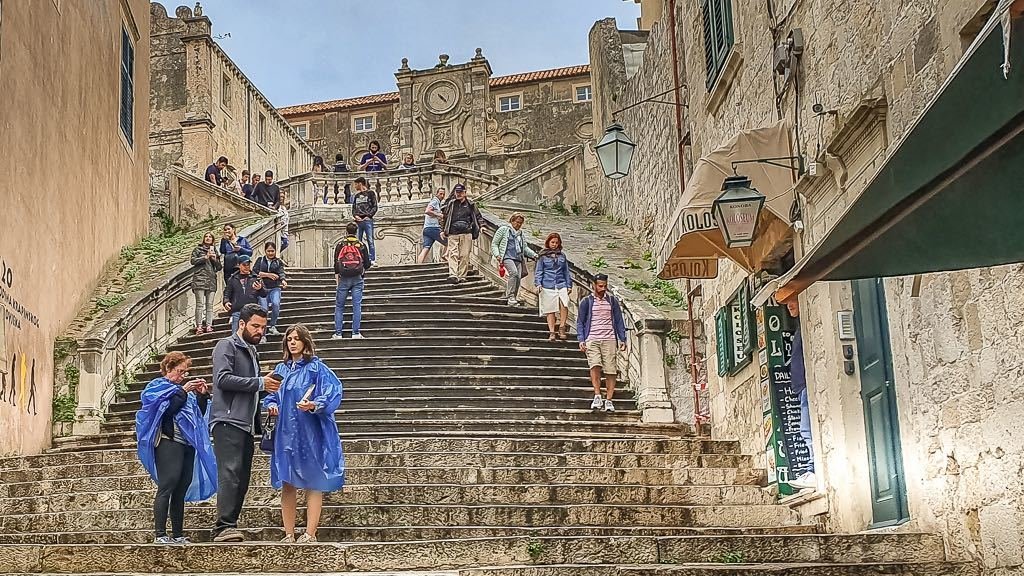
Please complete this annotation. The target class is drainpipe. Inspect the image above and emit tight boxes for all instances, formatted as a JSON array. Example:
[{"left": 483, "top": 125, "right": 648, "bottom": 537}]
[
  {"left": 246, "top": 90, "right": 252, "bottom": 171},
  {"left": 665, "top": 0, "right": 704, "bottom": 434}
]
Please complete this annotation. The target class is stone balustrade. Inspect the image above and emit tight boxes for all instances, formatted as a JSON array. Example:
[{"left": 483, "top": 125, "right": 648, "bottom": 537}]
[
  {"left": 279, "top": 165, "right": 501, "bottom": 209},
  {"left": 66, "top": 216, "right": 282, "bottom": 438}
]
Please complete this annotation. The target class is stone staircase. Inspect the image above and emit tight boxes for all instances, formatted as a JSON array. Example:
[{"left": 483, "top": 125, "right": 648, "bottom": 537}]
[{"left": 0, "top": 264, "right": 976, "bottom": 575}]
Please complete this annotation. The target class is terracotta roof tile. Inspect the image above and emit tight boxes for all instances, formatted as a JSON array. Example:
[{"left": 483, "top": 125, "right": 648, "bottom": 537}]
[
  {"left": 280, "top": 65, "right": 590, "bottom": 117},
  {"left": 489, "top": 65, "right": 590, "bottom": 88},
  {"left": 279, "top": 92, "right": 400, "bottom": 116}
]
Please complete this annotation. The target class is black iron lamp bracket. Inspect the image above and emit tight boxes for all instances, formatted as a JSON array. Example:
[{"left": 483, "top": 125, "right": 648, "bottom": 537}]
[
  {"left": 730, "top": 155, "right": 805, "bottom": 175},
  {"left": 611, "top": 86, "right": 689, "bottom": 118}
]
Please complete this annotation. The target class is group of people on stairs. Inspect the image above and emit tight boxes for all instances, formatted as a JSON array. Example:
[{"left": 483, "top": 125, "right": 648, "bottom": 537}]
[{"left": 136, "top": 307, "right": 344, "bottom": 545}]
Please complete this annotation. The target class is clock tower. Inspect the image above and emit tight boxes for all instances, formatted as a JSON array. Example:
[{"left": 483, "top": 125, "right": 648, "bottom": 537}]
[{"left": 395, "top": 50, "right": 492, "bottom": 167}]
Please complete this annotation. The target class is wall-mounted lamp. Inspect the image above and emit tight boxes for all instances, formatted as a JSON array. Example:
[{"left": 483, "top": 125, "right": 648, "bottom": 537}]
[{"left": 598, "top": 86, "right": 688, "bottom": 180}]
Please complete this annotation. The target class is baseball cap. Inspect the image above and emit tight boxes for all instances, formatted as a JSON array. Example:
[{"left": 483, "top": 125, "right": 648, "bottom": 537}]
[
  {"left": 238, "top": 255, "right": 252, "bottom": 264},
  {"left": 453, "top": 184, "right": 466, "bottom": 193}
]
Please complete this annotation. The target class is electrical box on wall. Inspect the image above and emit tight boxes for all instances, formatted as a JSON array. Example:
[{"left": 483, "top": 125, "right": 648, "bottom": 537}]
[{"left": 837, "top": 310, "right": 856, "bottom": 341}]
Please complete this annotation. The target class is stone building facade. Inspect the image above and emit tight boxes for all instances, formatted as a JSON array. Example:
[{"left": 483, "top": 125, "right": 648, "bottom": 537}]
[
  {"left": 590, "top": 0, "right": 1024, "bottom": 572},
  {"left": 279, "top": 56, "right": 595, "bottom": 178},
  {"left": 149, "top": 3, "right": 315, "bottom": 223},
  {"left": 0, "top": 0, "right": 152, "bottom": 456}
]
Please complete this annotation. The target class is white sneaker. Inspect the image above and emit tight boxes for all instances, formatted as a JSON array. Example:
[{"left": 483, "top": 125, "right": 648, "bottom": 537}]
[
  {"left": 351, "top": 333, "right": 365, "bottom": 339},
  {"left": 590, "top": 396, "right": 603, "bottom": 410},
  {"left": 789, "top": 472, "right": 817, "bottom": 489},
  {"left": 330, "top": 333, "right": 344, "bottom": 340},
  {"left": 603, "top": 400, "right": 615, "bottom": 412},
  {"left": 507, "top": 299, "right": 519, "bottom": 307},
  {"left": 267, "top": 327, "right": 280, "bottom": 336}
]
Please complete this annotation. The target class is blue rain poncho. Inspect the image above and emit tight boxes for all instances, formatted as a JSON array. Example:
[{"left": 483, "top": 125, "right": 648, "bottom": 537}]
[
  {"left": 263, "top": 356, "right": 345, "bottom": 492},
  {"left": 135, "top": 377, "right": 218, "bottom": 502}
]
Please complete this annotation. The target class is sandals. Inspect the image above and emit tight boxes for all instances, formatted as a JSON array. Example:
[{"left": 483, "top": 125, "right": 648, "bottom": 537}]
[
  {"left": 548, "top": 332, "right": 557, "bottom": 341},
  {"left": 558, "top": 326, "right": 568, "bottom": 341}
]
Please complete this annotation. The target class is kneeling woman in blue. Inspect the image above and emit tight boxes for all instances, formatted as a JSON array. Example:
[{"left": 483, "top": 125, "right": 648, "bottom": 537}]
[
  {"left": 135, "top": 351, "right": 217, "bottom": 545},
  {"left": 264, "top": 324, "right": 344, "bottom": 543}
]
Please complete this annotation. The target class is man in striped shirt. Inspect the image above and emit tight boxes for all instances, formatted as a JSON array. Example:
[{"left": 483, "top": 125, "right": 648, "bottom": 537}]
[{"left": 577, "top": 274, "right": 627, "bottom": 412}]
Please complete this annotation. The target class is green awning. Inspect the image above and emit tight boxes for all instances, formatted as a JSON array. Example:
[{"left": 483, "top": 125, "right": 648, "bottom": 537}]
[{"left": 778, "top": 4, "right": 1024, "bottom": 301}]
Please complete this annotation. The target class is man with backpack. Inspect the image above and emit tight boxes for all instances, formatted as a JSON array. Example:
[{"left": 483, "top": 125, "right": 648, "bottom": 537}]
[
  {"left": 351, "top": 177, "right": 378, "bottom": 263},
  {"left": 332, "top": 221, "right": 372, "bottom": 340},
  {"left": 440, "top": 184, "right": 481, "bottom": 284}
]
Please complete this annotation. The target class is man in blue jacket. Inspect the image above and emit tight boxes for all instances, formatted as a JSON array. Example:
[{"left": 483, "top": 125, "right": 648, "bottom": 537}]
[{"left": 577, "top": 274, "right": 627, "bottom": 412}]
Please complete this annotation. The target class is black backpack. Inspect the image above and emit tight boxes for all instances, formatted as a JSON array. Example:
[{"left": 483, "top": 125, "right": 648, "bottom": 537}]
[{"left": 335, "top": 241, "right": 364, "bottom": 277}]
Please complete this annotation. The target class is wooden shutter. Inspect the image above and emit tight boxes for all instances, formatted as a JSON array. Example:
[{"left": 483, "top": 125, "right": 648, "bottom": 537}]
[
  {"left": 119, "top": 27, "right": 135, "bottom": 146},
  {"left": 715, "top": 306, "right": 732, "bottom": 376}
]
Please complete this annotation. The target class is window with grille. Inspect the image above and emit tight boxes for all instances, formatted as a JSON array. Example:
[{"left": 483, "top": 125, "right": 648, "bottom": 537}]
[
  {"left": 119, "top": 26, "right": 135, "bottom": 147},
  {"left": 498, "top": 95, "right": 522, "bottom": 112},
  {"left": 354, "top": 115, "right": 374, "bottom": 133},
  {"left": 702, "top": 0, "right": 734, "bottom": 90}
]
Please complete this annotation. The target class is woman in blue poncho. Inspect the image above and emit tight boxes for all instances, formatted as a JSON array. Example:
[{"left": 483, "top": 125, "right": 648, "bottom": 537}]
[
  {"left": 264, "top": 324, "right": 344, "bottom": 543},
  {"left": 135, "top": 352, "right": 217, "bottom": 545}
]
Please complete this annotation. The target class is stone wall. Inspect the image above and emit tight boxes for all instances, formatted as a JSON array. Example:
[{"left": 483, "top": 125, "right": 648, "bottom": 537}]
[
  {"left": 0, "top": 0, "right": 152, "bottom": 456},
  {"left": 589, "top": 0, "right": 1024, "bottom": 570},
  {"left": 149, "top": 2, "right": 315, "bottom": 228},
  {"left": 167, "top": 167, "right": 274, "bottom": 230}
]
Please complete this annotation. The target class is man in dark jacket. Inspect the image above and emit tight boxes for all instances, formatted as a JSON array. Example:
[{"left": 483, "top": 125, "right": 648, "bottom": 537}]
[
  {"left": 332, "top": 221, "right": 372, "bottom": 340},
  {"left": 252, "top": 170, "right": 281, "bottom": 209},
  {"left": 210, "top": 304, "right": 279, "bottom": 543},
  {"left": 223, "top": 255, "right": 267, "bottom": 334},
  {"left": 577, "top": 274, "right": 627, "bottom": 413},
  {"left": 351, "top": 176, "right": 378, "bottom": 263},
  {"left": 440, "top": 183, "right": 480, "bottom": 284}
]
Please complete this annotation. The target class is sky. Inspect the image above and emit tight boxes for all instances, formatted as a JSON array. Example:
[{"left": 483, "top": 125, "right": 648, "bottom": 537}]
[{"left": 172, "top": 0, "right": 640, "bottom": 107}]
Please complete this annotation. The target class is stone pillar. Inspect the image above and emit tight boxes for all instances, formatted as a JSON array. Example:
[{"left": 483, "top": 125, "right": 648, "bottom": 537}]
[
  {"left": 180, "top": 118, "right": 215, "bottom": 174},
  {"left": 634, "top": 318, "right": 677, "bottom": 423},
  {"left": 467, "top": 49, "right": 492, "bottom": 162},
  {"left": 395, "top": 59, "right": 415, "bottom": 157},
  {"left": 73, "top": 338, "right": 106, "bottom": 436}
]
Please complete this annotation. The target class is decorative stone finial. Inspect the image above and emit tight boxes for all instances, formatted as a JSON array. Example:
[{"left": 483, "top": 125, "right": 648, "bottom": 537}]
[
  {"left": 399, "top": 57, "right": 410, "bottom": 71},
  {"left": 438, "top": 54, "right": 450, "bottom": 68},
  {"left": 175, "top": 5, "right": 193, "bottom": 18},
  {"left": 475, "top": 48, "right": 484, "bottom": 59},
  {"left": 194, "top": 2, "right": 203, "bottom": 16}
]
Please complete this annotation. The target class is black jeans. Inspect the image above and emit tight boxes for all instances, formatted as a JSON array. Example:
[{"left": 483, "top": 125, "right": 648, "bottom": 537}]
[
  {"left": 212, "top": 422, "right": 255, "bottom": 534},
  {"left": 153, "top": 439, "right": 195, "bottom": 538}
]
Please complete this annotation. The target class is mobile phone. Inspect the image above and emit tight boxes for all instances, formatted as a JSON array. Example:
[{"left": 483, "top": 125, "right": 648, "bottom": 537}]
[{"left": 269, "top": 373, "right": 284, "bottom": 382}]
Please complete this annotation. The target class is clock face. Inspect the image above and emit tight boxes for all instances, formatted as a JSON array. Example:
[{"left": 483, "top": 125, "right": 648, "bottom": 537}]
[{"left": 424, "top": 81, "right": 460, "bottom": 115}]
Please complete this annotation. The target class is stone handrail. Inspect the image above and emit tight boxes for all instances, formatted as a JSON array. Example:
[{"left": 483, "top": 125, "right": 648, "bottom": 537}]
[
  {"left": 278, "top": 165, "right": 501, "bottom": 209},
  {"left": 476, "top": 145, "right": 584, "bottom": 203},
  {"left": 470, "top": 212, "right": 679, "bottom": 426},
  {"left": 167, "top": 165, "right": 275, "bottom": 228},
  {"left": 68, "top": 216, "right": 282, "bottom": 437}
]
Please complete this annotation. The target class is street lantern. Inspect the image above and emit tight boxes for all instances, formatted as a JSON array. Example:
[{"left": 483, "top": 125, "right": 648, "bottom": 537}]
[
  {"left": 713, "top": 175, "right": 766, "bottom": 248},
  {"left": 596, "top": 123, "right": 636, "bottom": 179}
]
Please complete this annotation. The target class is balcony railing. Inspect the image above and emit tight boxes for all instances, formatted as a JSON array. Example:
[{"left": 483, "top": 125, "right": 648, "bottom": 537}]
[{"left": 279, "top": 165, "right": 501, "bottom": 208}]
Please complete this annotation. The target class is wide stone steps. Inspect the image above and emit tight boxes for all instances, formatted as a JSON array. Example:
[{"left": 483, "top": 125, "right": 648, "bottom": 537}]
[
  {"left": 0, "top": 533, "right": 961, "bottom": 573},
  {"left": 0, "top": 263, "right": 969, "bottom": 576},
  {"left": 0, "top": 483, "right": 777, "bottom": 516},
  {"left": 9, "top": 437, "right": 738, "bottom": 468}
]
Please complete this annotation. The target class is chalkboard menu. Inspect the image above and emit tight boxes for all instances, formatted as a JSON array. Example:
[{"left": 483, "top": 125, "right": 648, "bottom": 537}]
[{"left": 757, "top": 305, "right": 813, "bottom": 496}]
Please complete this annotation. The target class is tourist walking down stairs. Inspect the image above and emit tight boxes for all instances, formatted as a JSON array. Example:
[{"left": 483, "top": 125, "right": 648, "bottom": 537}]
[
  {"left": 417, "top": 187, "right": 448, "bottom": 264},
  {"left": 534, "top": 232, "right": 573, "bottom": 340},
  {"left": 190, "top": 232, "right": 222, "bottom": 334},
  {"left": 491, "top": 212, "right": 536, "bottom": 306},
  {"left": 135, "top": 352, "right": 217, "bottom": 545},
  {"left": 577, "top": 274, "right": 627, "bottom": 412},
  {"left": 441, "top": 184, "right": 481, "bottom": 284},
  {"left": 254, "top": 241, "right": 288, "bottom": 336},
  {"left": 263, "top": 324, "right": 345, "bottom": 543}
]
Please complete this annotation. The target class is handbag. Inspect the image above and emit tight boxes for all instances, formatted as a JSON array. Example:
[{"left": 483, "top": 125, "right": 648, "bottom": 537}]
[{"left": 259, "top": 414, "right": 276, "bottom": 452}]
